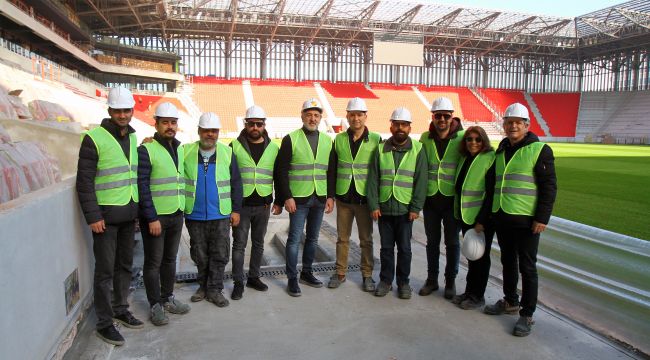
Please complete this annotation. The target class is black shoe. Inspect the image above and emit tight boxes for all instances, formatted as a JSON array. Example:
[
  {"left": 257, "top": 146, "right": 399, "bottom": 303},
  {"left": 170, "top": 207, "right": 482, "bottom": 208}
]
[
  {"left": 96, "top": 325, "right": 125, "bottom": 346},
  {"left": 232, "top": 281, "right": 244, "bottom": 300},
  {"left": 397, "top": 283, "right": 412, "bottom": 299},
  {"left": 287, "top": 278, "right": 301, "bottom": 297},
  {"left": 299, "top": 271, "right": 323, "bottom": 288},
  {"left": 513, "top": 316, "right": 535, "bottom": 337},
  {"left": 113, "top": 312, "right": 144, "bottom": 329},
  {"left": 246, "top": 277, "right": 269, "bottom": 292},
  {"left": 206, "top": 291, "right": 230, "bottom": 307},
  {"left": 443, "top": 278, "right": 456, "bottom": 300},
  {"left": 418, "top": 278, "right": 439, "bottom": 296}
]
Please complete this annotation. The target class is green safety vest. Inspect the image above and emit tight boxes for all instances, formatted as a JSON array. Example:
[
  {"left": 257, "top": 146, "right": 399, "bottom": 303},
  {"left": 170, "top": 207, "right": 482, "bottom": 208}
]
[
  {"left": 455, "top": 151, "right": 496, "bottom": 224},
  {"left": 288, "top": 129, "right": 332, "bottom": 197},
  {"left": 183, "top": 141, "right": 232, "bottom": 215},
  {"left": 143, "top": 140, "right": 186, "bottom": 215},
  {"left": 85, "top": 127, "right": 138, "bottom": 206},
  {"left": 379, "top": 141, "right": 422, "bottom": 205},
  {"left": 335, "top": 131, "right": 381, "bottom": 196},
  {"left": 419, "top": 130, "right": 465, "bottom": 196},
  {"left": 232, "top": 139, "right": 279, "bottom": 197},
  {"left": 492, "top": 142, "right": 545, "bottom": 216}
]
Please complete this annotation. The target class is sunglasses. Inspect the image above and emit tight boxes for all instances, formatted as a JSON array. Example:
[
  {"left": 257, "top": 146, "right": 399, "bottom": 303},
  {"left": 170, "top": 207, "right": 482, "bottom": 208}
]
[
  {"left": 433, "top": 113, "right": 452, "bottom": 120},
  {"left": 465, "top": 137, "right": 483, "bottom": 143},
  {"left": 246, "top": 121, "right": 265, "bottom": 128}
]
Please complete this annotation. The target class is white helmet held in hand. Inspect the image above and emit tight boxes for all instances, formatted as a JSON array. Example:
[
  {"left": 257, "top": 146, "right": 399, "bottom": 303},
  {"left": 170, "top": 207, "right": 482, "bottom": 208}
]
[
  {"left": 107, "top": 86, "right": 135, "bottom": 109},
  {"left": 390, "top": 107, "right": 412, "bottom": 122},
  {"left": 503, "top": 103, "right": 530, "bottom": 122},
  {"left": 245, "top": 105, "right": 266, "bottom": 120},
  {"left": 198, "top": 112, "right": 221, "bottom": 129},
  {"left": 154, "top": 102, "right": 179, "bottom": 119},
  {"left": 346, "top": 97, "right": 368, "bottom": 112},
  {"left": 462, "top": 228, "right": 486, "bottom": 261},
  {"left": 431, "top": 97, "right": 454, "bottom": 113}
]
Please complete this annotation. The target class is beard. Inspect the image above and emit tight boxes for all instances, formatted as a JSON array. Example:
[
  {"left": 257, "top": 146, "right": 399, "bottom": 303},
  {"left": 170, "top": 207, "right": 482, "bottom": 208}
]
[
  {"left": 392, "top": 131, "right": 409, "bottom": 144},
  {"left": 247, "top": 130, "right": 262, "bottom": 140}
]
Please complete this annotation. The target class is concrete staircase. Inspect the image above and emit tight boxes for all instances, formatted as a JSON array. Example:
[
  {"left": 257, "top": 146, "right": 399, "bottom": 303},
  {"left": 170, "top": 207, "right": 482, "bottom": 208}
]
[{"left": 523, "top": 92, "right": 551, "bottom": 136}]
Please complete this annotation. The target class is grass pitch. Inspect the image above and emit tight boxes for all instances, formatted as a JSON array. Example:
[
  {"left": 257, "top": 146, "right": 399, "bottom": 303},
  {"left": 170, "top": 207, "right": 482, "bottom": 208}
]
[{"left": 549, "top": 143, "right": 650, "bottom": 240}]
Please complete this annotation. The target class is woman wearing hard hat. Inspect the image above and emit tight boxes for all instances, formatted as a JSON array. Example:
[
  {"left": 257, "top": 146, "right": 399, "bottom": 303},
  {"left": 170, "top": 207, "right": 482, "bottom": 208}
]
[{"left": 451, "top": 126, "right": 495, "bottom": 311}]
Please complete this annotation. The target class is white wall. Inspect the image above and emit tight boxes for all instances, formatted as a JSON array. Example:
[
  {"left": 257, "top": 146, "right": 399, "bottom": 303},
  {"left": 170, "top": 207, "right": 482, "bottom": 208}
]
[{"left": 0, "top": 178, "right": 93, "bottom": 359}]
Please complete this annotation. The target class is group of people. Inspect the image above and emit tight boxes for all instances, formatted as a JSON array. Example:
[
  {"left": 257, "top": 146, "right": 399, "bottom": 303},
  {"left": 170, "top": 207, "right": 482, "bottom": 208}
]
[{"left": 76, "top": 86, "right": 556, "bottom": 347}]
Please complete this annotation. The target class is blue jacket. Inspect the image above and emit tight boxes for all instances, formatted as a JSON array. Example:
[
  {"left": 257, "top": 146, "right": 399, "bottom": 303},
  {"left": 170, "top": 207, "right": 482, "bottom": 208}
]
[{"left": 185, "top": 149, "right": 243, "bottom": 221}]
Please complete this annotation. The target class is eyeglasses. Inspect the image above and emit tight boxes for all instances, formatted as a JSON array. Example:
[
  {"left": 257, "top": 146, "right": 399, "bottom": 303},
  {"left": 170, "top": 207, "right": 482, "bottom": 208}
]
[
  {"left": 433, "top": 113, "right": 452, "bottom": 121},
  {"left": 246, "top": 121, "right": 265, "bottom": 128},
  {"left": 465, "top": 137, "right": 482, "bottom": 143}
]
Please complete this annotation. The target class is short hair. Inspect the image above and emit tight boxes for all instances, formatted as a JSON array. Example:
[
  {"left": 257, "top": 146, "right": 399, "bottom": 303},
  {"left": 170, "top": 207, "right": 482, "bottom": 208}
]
[{"left": 459, "top": 126, "right": 493, "bottom": 157}]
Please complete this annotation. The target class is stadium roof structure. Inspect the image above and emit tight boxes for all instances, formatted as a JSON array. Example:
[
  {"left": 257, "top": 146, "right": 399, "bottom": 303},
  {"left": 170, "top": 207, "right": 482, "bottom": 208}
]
[{"left": 72, "top": 0, "right": 650, "bottom": 61}]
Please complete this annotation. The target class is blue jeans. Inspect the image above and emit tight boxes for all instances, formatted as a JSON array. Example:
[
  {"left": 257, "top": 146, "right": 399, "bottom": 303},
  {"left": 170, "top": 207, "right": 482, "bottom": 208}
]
[
  {"left": 285, "top": 196, "right": 325, "bottom": 280},
  {"left": 378, "top": 214, "right": 413, "bottom": 286}
]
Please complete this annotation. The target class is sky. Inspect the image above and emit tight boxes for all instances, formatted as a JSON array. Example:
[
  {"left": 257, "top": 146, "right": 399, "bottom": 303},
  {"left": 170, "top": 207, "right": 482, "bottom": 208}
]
[{"left": 424, "top": 0, "right": 623, "bottom": 18}]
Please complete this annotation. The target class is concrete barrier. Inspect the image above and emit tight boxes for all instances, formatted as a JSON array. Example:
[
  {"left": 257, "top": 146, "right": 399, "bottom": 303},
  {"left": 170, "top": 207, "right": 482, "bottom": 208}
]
[{"left": 0, "top": 177, "right": 93, "bottom": 360}]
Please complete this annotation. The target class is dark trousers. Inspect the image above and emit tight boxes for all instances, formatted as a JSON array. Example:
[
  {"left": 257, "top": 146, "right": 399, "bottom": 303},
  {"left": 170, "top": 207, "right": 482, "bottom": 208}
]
[
  {"left": 460, "top": 222, "right": 494, "bottom": 299},
  {"left": 232, "top": 205, "right": 270, "bottom": 282},
  {"left": 92, "top": 221, "right": 135, "bottom": 330},
  {"left": 141, "top": 213, "right": 184, "bottom": 306},
  {"left": 423, "top": 200, "right": 460, "bottom": 280},
  {"left": 496, "top": 225, "right": 540, "bottom": 317},
  {"left": 186, "top": 218, "right": 231, "bottom": 292},
  {"left": 378, "top": 214, "right": 413, "bottom": 285}
]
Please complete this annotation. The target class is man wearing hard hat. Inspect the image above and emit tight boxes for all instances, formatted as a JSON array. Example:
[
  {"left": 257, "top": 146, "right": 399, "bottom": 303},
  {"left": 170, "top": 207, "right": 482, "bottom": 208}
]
[
  {"left": 183, "top": 112, "right": 243, "bottom": 308},
  {"left": 418, "top": 96, "right": 465, "bottom": 300},
  {"left": 327, "top": 97, "right": 381, "bottom": 292},
  {"left": 76, "top": 86, "right": 143, "bottom": 346},
  {"left": 484, "top": 103, "right": 556, "bottom": 337},
  {"left": 229, "top": 105, "right": 279, "bottom": 300},
  {"left": 366, "top": 107, "right": 428, "bottom": 299},
  {"left": 137, "top": 102, "right": 191, "bottom": 326},
  {"left": 273, "top": 98, "right": 335, "bottom": 297}
]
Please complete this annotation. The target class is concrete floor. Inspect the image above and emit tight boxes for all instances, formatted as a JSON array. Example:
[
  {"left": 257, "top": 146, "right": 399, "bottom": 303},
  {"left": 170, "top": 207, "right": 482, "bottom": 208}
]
[{"left": 65, "top": 210, "right": 636, "bottom": 360}]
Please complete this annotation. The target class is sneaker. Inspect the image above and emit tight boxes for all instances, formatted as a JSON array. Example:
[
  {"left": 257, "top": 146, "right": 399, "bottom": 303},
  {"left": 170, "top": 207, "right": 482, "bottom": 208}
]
[
  {"left": 246, "top": 277, "right": 268, "bottom": 292},
  {"left": 459, "top": 296, "right": 485, "bottom": 310},
  {"left": 397, "top": 284, "right": 412, "bottom": 300},
  {"left": 163, "top": 296, "right": 191, "bottom": 314},
  {"left": 443, "top": 278, "right": 456, "bottom": 300},
  {"left": 113, "top": 312, "right": 144, "bottom": 329},
  {"left": 299, "top": 271, "right": 323, "bottom": 288},
  {"left": 287, "top": 278, "right": 301, "bottom": 297},
  {"left": 150, "top": 303, "right": 169, "bottom": 326},
  {"left": 327, "top": 274, "right": 346, "bottom": 289},
  {"left": 513, "top": 316, "right": 535, "bottom": 337},
  {"left": 96, "top": 325, "right": 125, "bottom": 346},
  {"left": 190, "top": 287, "right": 206, "bottom": 302},
  {"left": 362, "top": 277, "right": 376, "bottom": 292},
  {"left": 231, "top": 281, "right": 244, "bottom": 300},
  {"left": 418, "top": 278, "right": 439, "bottom": 296},
  {"left": 451, "top": 293, "right": 469, "bottom": 305},
  {"left": 374, "top": 282, "right": 392, "bottom": 297},
  {"left": 484, "top": 299, "right": 520, "bottom": 315},
  {"left": 206, "top": 291, "right": 230, "bottom": 307}
]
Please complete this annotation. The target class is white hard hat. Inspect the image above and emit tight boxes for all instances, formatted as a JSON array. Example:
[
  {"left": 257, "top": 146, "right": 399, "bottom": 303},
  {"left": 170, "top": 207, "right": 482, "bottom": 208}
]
[
  {"left": 245, "top": 105, "right": 266, "bottom": 119},
  {"left": 431, "top": 97, "right": 454, "bottom": 113},
  {"left": 390, "top": 107, "right": 412, "bottom": 122},
  {"left": 154, "top": 102, "right": 179, "bottom": 119},
  {"left": 301, "top": 98, "right": 323, "bottom": 112},
  {"left": 461, "top": 229, "right": 486, "bottom": 261},
  {"left": 503, "top": 103, "right": 530, "bottom": 122},
  {"left": 107, "top": 86, "right": 135, "bottom": 109},
  {"left": 198, "top": 112, "right": 221, "bottom": 129},
  {"left": 346, "top": 97, "right": 367, "bottom": 112}
]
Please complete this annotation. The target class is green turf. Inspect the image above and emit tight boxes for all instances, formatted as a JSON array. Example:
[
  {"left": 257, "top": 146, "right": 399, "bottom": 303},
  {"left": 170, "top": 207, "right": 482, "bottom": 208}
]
[{"left": 548, "top": 143, "right": 650, "bottom": 240}]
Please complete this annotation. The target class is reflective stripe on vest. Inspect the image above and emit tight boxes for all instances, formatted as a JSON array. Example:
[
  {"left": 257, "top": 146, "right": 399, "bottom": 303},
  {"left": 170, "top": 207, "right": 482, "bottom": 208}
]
[
  {"left": 378, "top": 141, "right": 422, "bottom": 205},
  {"left": 85, "top": 127, "right": 138, "bottom": 206},
  {"left": 335, "top": 131, "right": 381, "bottom": 196},
  {"left": 232, "top": 139, "right": 279, "bottom": 197},
  {"left": 419, "top": 130, "right": 465, "bottom": 196},
  {"left": 492, "top": 142, "right": 545, "bottom": 216},
  {"left": 183, "top": 142, "right": 232, "bottom": 215},
  {"left": 288, "top": 129, "right": 332, "bottom": 197},
  {"left": 143, "top": 141, "right": 185, "bottom": 215},
  {"left": 455, "top": 151, "right": 495, "bottom": 224}
]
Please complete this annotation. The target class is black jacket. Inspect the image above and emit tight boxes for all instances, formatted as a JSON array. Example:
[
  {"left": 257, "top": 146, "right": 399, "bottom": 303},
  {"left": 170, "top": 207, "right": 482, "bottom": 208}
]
[
  {"left": 137, "top": 133, "right": 182, "bottom": 223},
  {"left": 274, "top": 127, "right": 336, "bottom": 205},
  {"left": 230, "top": 129, "right": 274, "bottom": 206},
  {"left": 328, "top": 127, "right": 375, "bottom": 205},
  {"left": 455, "top": 153, "right": 495, "bottom": 227},
  {"left": 493, "top": 131, "right": 557, "bottom": 228},
  {"left": 76, "top": 118, "right": 138, "bottom": 225},
  {"left": 424, "top": 117, "right": 464, "bottom": 209}
]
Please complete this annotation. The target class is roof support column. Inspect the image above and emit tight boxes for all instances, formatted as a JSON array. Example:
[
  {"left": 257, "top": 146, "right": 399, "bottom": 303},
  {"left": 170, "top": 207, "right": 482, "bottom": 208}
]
[
  {"left": 260, "top": 41, "right": 268, "bottom": 80},
  {"left": 362, "top": 45, "right": 370, "bottom": 86},
  {"left": 225, "top": 39, "right": 232, "bottom": 80},
  {"left": 294, "top": 41, "right": 302, "bottom": 82}
]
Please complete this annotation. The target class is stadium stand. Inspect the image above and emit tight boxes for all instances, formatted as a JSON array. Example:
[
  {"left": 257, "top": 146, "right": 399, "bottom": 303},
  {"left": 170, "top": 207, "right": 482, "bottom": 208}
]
[
  {"left": 480, "top": 88, "right": 546, "bottom": 136},
  {"left": 191, "top": 78, "right": 246, "bottom": 133},
  {"left": 577, "top": 91, "right": 650, "bottom": 140},
  {"left": 250, "top": 80, "right": 319, "bottom": 118},
  {"left": 320, "top": 82, "right": 378, "bottom": 99},
  {"left": 530, "top": 93, "right": 580, "bottom": 137},
  {"left": 420, "top": 86, "right": 492, "bottom": 122}
]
